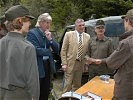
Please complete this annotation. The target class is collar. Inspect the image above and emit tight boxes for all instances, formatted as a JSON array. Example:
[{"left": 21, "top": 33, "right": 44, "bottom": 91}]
[
  {"left": 119, "top": 29, "right": 133, "bottom": 41},
  {"left": 36, "top": 27, "right": 45, "bottom": 37},
  {"left": 75, "top": 30, "right": 84, "bottom": 36},
  {"left": 38, "top": 28, "right": 44, "bottom": 34},
  {"left": 7, "top": 32, "right": 23, "bottom": 38},
  {"left": 95, "top": 35, "right": 107, "bottom": 41}
]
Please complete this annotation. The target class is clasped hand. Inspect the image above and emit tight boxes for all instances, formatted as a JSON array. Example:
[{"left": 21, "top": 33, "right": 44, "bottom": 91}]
[{"left": 87, "top": 58, "right": 102, "bottom": 65}]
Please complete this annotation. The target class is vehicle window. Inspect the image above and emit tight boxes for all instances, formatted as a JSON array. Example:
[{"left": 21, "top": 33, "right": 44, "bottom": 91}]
[
  {"left": 86, "top": 26, "right": 96, "bottom": 37},
  {"left": 66, "top": 27, "right": 75, "bottom": 32},
  {"left": 105, "top": 22, "right": 125, "bottom": 37}
]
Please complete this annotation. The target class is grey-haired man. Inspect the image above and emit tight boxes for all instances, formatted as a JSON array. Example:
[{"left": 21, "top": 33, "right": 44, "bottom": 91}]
[
  {"left": 26, "top": 13, "right": 59, "bottom": 100},
  {"left": 61, "top": 18, "right": 90, "bottom": 93}
]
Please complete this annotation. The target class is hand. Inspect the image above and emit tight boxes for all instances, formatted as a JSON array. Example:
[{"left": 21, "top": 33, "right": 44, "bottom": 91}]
[
  {"left": 62, "top": 65, "right": 67, "bottom": 72},
  {"left": 45, "top": 30, "right": 52, "bottom": 40},
  {"left": 83, "top": 64, "right": 89, "bottom": 72},
  {"left": 87, "top": 58, "right": 96, "bottom": 64},
  {"left": 95, "top": 59, "right": 102, "bottom": 64}
]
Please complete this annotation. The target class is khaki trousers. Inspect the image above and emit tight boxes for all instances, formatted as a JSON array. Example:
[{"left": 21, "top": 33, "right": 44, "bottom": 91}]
[{"left": 63, "top": 60, "right": 83, "bottom": 93}]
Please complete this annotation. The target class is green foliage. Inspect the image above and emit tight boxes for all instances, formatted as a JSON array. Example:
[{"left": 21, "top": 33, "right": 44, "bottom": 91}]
[
  {"left": 0, "top": 0, "right": 133, "bottom": 38},
  {"left": 89, "top": 0, "right": 133, "bottom": 18},
  {"left": 0, "top": 0, "right": 20, "bottom": 15},
  {"left": 49, "top": 0, "right": 80, "bottom": 29}
]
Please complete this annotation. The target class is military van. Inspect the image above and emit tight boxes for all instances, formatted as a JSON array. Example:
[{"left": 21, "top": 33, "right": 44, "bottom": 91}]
[{"left": 55, "top": 16, "right": 125, "bottom": 75}]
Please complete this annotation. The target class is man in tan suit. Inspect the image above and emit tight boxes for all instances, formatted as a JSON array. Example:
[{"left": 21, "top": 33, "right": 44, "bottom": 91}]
[{"left": 61, "top": 18, "right": 90, "bottom": 93}]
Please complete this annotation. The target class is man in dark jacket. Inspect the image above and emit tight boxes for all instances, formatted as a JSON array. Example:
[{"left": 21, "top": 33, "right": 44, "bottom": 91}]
[
  {"left": 26, "top": 13, "right": 59, "bottom": 100},
  {"left": 94, "top": 9, "right": 133, "bottom": 100}
]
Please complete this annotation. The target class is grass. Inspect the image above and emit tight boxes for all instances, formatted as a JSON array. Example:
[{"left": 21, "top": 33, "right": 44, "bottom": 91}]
[
  {"left": 48, "top": 72, "right": 89, "bottom": 100},
  {"left": 49, "top": 72, "right": 64, "bottom": 100}
]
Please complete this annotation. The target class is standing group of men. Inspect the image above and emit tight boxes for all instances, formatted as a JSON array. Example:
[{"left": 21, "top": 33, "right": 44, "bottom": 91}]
[
  {"left": 61, "top": 9, "right": 133, "bottom": 100},
  {"left": 61, "top": 18, "right": 114, "bottom": 93},
  {"left": 0, "top": 4, "right": 133, "bottom": 100}
]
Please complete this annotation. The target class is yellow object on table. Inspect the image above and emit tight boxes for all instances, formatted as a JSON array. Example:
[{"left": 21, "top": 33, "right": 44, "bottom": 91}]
[{"left": 75, "top": 76, "right": 115, "bottom": 100}]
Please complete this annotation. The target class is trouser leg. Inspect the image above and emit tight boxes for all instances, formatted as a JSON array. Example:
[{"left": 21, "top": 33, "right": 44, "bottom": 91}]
[
  {"left": 39, "top": 60, "right": 51, "bottom": 100},
  {"left": 63, "top": 72, "right": 73, "bottom": 93},
  {"left": 72, "top": 61, "right": 82, "bottom": 91},
  {"left": 72, "top": 70, "right": 82, "bottom": 91}
]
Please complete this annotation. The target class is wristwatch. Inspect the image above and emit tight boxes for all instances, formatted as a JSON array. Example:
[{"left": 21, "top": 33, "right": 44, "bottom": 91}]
[{"left": 50, "top": 39, "right": 53, "bottom": 44}]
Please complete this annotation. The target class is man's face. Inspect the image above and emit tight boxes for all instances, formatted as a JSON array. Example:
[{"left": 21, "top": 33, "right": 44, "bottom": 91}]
[
  {"left": 95, "top": 26, "right": 105, "bottom": 35},
  {"left": 40, "top": 20, "right": 52, "bottom": 31},
  {"left": 75, "top": 22, "right": 85, "bottom": 33}
]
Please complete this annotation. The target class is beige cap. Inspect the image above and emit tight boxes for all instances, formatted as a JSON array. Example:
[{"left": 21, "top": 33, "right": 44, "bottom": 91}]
[{"left": 121, "top": 9, "right": 133, "bottom": 19}]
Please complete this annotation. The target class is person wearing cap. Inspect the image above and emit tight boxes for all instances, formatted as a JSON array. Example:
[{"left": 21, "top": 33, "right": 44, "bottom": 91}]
[
  {"left": 0, "top": 15, "right": 7, "bottom": 39},
  {"left": 26, "top": 13, "right": 59, "bottom": 100},
  {"left": 86, "top": 19, "right": 114, "bottom": 80},
  {"left": 0, "top": 5, "right": 40, "bottom": 100},
  {"left": 94, "top": 9, "right": 133, "bottom": 100}
]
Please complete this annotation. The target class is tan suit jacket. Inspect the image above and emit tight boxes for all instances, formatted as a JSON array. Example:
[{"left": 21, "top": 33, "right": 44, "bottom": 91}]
[{"left": 61, "top": 31, "right": 90, "bottom": 72}]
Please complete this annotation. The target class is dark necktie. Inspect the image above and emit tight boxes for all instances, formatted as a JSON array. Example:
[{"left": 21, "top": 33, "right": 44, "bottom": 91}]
[{"left": 77, "top": 34, "right": 83, "bottom": 60}]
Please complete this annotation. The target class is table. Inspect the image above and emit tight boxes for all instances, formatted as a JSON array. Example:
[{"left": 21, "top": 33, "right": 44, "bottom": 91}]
[{"left": 75, "top": 76, "right": 115, "bottom": 100}]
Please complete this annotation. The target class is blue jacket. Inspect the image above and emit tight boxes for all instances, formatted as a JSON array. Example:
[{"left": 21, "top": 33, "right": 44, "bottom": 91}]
[{"left": 26, "top": 27, "right": 59, "bottom": 78}]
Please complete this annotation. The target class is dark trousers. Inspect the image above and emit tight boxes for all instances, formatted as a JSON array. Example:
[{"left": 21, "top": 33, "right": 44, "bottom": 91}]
[{"left": 39, "top": 59, "right": 51, "bottom": 100}]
